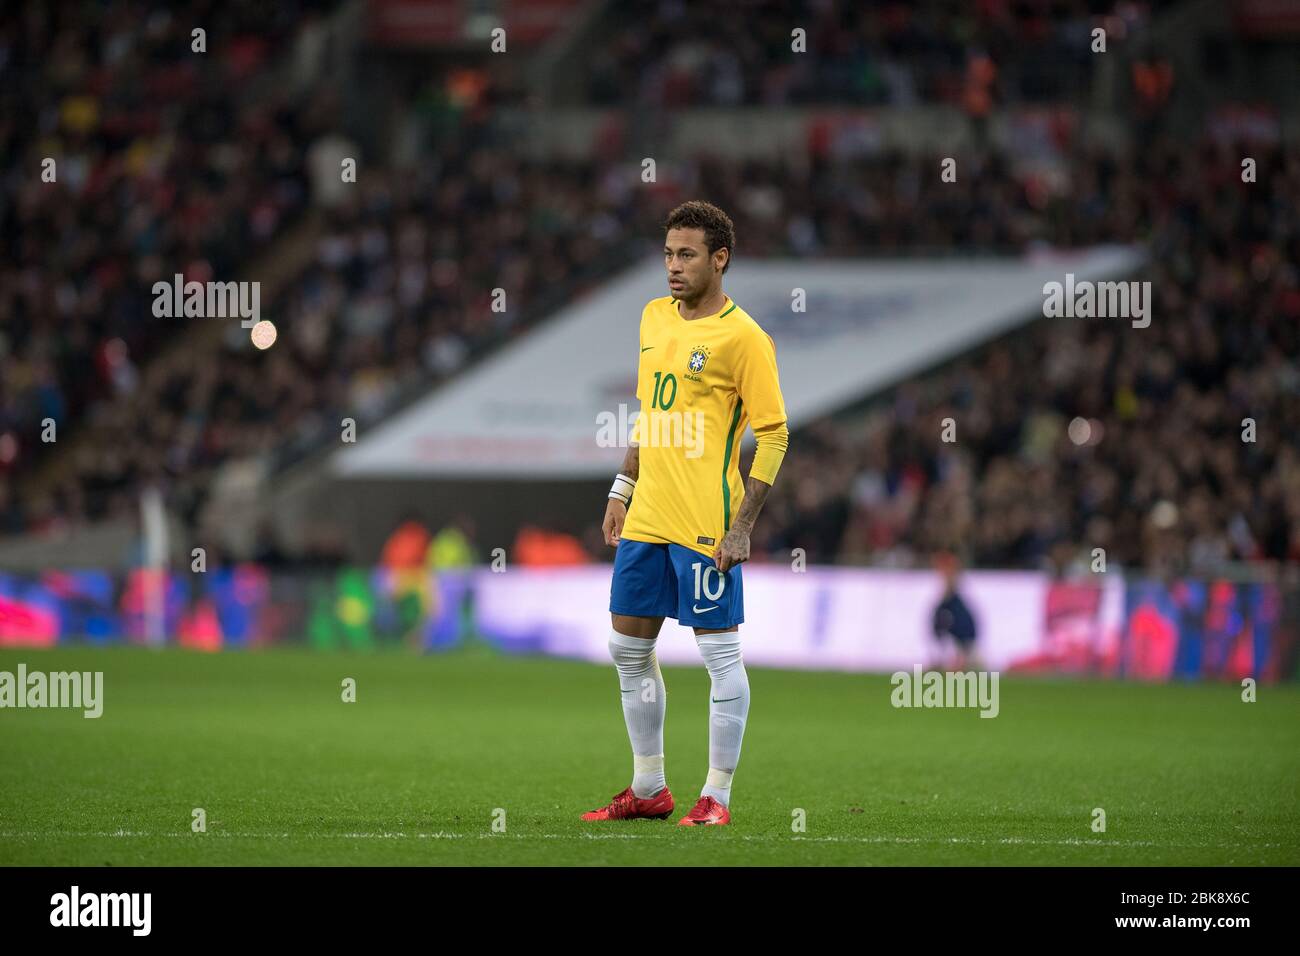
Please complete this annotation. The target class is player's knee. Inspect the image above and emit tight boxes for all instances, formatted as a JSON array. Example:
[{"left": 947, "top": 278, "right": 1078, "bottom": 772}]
[
  {"left": 609, "top": 632, "right": 656, "bottom": 675},
  {"left": 695, "top": 631, "right": 743, "bottom": 679}
]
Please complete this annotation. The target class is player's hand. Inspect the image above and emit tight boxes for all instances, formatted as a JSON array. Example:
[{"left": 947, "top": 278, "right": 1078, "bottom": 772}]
[
  {"left": 603, "top": 499, "right": 627, "bottom": 547},
  {"left": 713, "top": 528, "right": 750, "bottom": 572}
]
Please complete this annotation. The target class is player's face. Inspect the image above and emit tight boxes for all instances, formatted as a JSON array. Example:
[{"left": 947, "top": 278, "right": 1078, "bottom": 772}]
[{"left": 664, "top": 227, "right": 722, "bottom": 299}]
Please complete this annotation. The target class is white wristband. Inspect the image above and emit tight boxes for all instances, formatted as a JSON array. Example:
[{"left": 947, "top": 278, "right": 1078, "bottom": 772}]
[{"left": 608, "top": 473, "right": 636, "bottom": 505}]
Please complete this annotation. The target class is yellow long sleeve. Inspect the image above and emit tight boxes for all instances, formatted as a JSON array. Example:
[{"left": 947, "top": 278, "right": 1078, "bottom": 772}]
[{"left": 750, "top": 421, "right": 789, "bottom": 485}]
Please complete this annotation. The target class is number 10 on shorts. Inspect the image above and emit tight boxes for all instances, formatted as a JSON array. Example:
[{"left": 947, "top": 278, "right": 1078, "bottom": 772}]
[{"left": 692, "top": 561, "right": 725, "bottom": 602}]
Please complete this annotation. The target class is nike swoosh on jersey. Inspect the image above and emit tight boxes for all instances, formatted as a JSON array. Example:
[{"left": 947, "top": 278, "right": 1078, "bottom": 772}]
[
  {"left": 641, "top": 346, "right": 653, "bottom": 352},
  {"left": 692, "top": 604, "right": 718, "bottom": 613}
]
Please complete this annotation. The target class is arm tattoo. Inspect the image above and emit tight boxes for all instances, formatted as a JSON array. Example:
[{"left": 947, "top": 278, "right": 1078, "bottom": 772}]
[{"left": 730, "top": 476, "right": 771, "bottom": 535}]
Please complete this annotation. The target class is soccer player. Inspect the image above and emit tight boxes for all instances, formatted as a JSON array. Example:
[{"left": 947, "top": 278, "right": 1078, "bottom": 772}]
[{"left": 582, "top": 201, "right": 789, "bottom": 826}]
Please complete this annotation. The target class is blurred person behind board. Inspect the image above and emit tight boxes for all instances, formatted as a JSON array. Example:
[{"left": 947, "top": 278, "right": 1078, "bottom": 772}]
[{"left": 931, "top": 553, "right": 979, "bottom": 670}]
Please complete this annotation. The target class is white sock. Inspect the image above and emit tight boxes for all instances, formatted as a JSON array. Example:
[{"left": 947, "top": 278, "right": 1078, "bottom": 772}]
[
  {"left": 702, "top": 768, "right": 734, "bottom": 807},
  {"left": 609, "top": 630, "right": 667, "bottom": 798},
  {"left": 695, "top": 630, "right": 748, "bottom": 807}
]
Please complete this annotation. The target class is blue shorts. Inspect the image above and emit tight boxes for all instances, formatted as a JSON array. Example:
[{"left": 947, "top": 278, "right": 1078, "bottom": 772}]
[{"left": 609, "top": 539, "right": 744, "bottom": 629}]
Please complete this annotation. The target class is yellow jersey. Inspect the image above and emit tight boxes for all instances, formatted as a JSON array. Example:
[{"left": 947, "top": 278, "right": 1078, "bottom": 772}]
[{"left": 621, "top": 294, "right": 787, "bottom": 558}]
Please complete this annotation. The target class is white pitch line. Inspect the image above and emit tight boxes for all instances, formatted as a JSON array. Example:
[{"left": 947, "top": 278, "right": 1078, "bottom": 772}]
[{"left": 0, "top": 831, "right": 1288, "bottom": 850}]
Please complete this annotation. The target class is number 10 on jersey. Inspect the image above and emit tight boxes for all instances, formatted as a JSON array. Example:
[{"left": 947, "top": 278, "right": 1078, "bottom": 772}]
[
  {"left": 692, "top": 561, "right": 725, "bottom": 601},
  {"left": 651, "top": 371, "right": 677, "bottom": 410}
]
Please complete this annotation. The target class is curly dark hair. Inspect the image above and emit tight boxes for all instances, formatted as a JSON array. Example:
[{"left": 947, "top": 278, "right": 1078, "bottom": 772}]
[{"left": 663, "top": 200, "right": 736, "bottom": 274}]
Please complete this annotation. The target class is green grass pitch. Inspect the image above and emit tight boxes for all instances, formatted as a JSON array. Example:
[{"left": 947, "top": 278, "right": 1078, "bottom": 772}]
[{"left": 1, "top": 645, "right": 1296, "bottom": 866}]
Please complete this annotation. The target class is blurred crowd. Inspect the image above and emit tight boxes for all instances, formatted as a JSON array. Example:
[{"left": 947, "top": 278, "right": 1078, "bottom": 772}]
[
  {"left": 0, "top": 1, "right": 337, "bottom": 532},
  {"left": 1, "top": 1, "right": 1294, "bottom": 577},
  {"left": 585, "top": 0, "right": 1155, "bottom": 109},
  {"left": 753, "top": 139, "right": 1300, "bottom": 574}
]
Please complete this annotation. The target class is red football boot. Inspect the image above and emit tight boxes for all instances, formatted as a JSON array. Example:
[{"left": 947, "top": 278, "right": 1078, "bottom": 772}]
[
  {"left": 580, "top": 786, "right": 674, "bottom": 821},
  {"left": 677, "top": 795, "right": 730, "bottom": 826}
]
